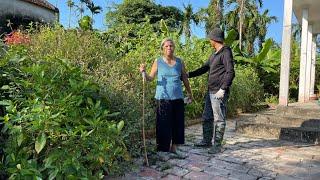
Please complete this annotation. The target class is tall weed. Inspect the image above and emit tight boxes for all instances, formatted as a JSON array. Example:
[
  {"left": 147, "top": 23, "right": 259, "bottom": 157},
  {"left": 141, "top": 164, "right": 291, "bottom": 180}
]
[
  {"left": 228, "top": 65, "right": 264, "bottom": 115},
  {"left": 0, "top": 46, "right": 128, "bottom": 178}
]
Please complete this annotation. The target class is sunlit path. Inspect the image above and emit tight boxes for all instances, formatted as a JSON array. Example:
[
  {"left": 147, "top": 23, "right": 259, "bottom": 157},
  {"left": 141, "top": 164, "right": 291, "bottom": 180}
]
[{"left": 113, "top": 115, "right": 320, "bottom": 179}]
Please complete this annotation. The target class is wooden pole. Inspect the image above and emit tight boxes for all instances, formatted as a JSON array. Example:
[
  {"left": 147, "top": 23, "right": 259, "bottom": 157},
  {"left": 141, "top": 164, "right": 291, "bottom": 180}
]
[
  {"left": 239, "top": 0, "right": 245, "bottom": 51},
  {"left": 142, "top": 67, "right": 149, "bottom": 166}
]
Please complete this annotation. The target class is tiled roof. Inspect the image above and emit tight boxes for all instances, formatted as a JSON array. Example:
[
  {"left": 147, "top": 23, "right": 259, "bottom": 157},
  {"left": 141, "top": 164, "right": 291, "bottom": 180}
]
[{"left": 21, "top": 0, "right": 59, "bottom": 12}]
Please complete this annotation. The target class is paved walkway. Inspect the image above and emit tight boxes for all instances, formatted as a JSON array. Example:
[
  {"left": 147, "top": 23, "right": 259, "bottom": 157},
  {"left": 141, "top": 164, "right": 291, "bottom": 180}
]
[{"left": 111, "top": 119, "right": 320, "bottom": 180}]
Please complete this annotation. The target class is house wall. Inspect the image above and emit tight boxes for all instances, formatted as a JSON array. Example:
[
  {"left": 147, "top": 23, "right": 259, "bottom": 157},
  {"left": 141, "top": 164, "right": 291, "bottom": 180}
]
[{"left": 0, "top": 0, "right": 57, "bottom": 24}]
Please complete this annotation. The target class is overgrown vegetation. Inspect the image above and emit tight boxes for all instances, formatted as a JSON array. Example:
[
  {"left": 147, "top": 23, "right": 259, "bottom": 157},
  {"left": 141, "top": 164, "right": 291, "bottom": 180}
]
[
  {"left": 0, "top": 45, "right": 128, "bottom": 178},
  {"left": 0, "top": 22, "right": 266, "bottom": 178},
  {"left": 1, "top": 0, "right": 319, "bottom": 179}
]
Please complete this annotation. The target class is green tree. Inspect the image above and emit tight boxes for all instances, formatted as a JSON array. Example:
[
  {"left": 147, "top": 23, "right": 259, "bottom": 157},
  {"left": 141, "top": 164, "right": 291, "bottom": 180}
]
[
  {"left": 234, "top": 39, "right": 281, "bottom": 94},
  {"left": 257, "top": 9, "right": 277, "bottom": 51},
  {"left": 195, "top": 0, "right": 225, "bottom": 33},
  {"left": 78, "top": 15, "right": 92, "bottom": 30},
  {"left": 83, "top": 0, "right": 102, "bottom": 20},
  {"left": 67, "top": 0, "right": 75, "bottom": 28},
  {"left": 106, "top": 0, "right": 183, "bottom": 30},
  {"left": 181, "top": 4, "right": 200, "bottom": 39},
  {"left": 75, "top": 2, "right": 85, "bottom": 19},
  {"left": 226, "top": 0, "right": 262, "bottom": 54},
  {"left": 243, "top": 5, "right": 260, "bottom": 54},
  {"left": 225, "top": 0, "right": 278, "bottom": 55},
  {"left": 207, "top": 0, "right": 224, "bottom": 32},
  {"left": 234, "top": 39, "right": 280, "bottom": 73}
]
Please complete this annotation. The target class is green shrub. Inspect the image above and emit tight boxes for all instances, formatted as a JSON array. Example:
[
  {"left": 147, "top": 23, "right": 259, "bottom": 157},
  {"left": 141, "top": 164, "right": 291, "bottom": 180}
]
[
  {"left": 27, "top": 26, "right": 115, "bottom": 73},
  {"left": 21, "top": 25, "right": 146, "bottom": 157},
  {"left": 227, "top": 65, "right": 264, "bottom": 115},
  {"left": 265, "top": 94, "right": 278, "bottom": 104},
  {"left": 0, "top": 46, "right": 128, "bottom": 178}
]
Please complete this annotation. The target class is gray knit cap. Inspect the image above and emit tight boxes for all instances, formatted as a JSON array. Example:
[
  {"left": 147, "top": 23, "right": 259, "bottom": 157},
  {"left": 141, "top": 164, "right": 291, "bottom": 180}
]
[{"left": 207, "top": 27, "right": 224, "bottom": 42}]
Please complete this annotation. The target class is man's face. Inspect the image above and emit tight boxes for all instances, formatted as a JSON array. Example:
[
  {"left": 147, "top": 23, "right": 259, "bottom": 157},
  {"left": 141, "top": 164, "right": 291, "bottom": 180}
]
[{"left": 209, "top": 39, "right": 216, "bottom": 49}]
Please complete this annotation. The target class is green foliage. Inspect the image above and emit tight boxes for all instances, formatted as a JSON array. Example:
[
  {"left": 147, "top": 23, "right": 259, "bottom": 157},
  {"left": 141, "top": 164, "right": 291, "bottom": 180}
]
[
  {"left": 233, "top": 39, "right": 281, "bottom": 95},
  {"left": 180, "top": 4, "right": 200, "bottom": 39},
  {"left": 27, "top": 25, "right": 114, "bottom": 72},
  {"left": 225, "top": 0, "right": 277, "bottom": 54},
  {"left": 23, "top": 25, "right": 146, "bottom": 158},
  {"left": 0, "top": 46, "right": 128, "bottom": 178},
  {"left": 206, "top": 0, "right": 224, "bottom": 32},
  {"left": 228, "top": 66, "right": 264, "bottom": 115},
  {"left": 234, "top": 39, "right": 280, "bottom": 73},
  {"left": 106, "top": 0, "right": 183, "bottom": 30},
  {"left": 224, "top": 29, "right": 238, "bottom": 46},
  {"left": 101, "top": 18, "right": 163, "bottom": 58},
  {"left": 78, "top": 15, "right": 93, "bottom": 30},
  {"left": 288, "top": 40, "right": 301, "bottom": 100},
  {"left": 265, "top": 94, "right": 278, "bottom": 104}
]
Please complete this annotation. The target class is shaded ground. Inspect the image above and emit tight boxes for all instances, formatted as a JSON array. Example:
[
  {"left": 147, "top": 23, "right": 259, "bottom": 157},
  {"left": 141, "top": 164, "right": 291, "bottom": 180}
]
[{"left": 107, "top": 119, "right": 320, "bottom": 180}]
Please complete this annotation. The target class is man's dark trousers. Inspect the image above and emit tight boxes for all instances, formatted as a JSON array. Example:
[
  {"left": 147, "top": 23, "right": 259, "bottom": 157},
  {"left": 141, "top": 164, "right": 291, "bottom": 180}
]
[{"left": 195, "top": 92, "right": 214, "bottom": 146}]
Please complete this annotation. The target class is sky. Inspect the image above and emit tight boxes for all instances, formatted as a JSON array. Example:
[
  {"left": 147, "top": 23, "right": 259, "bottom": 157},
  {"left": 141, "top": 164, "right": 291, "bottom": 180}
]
[{"left": 48, "top": 0, "right": 288, "bottom": 43}]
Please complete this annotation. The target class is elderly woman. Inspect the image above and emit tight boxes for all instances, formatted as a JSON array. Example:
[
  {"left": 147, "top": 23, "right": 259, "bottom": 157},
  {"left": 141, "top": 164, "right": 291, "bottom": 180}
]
[{"left": 140, "top": 38, "right": 193, "bottom": 153}]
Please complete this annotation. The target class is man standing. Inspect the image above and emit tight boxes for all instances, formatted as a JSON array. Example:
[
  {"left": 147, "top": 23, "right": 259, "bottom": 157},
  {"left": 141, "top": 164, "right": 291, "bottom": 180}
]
[{"left": 188, "top": 27, "right": 235, "bottom": 154}]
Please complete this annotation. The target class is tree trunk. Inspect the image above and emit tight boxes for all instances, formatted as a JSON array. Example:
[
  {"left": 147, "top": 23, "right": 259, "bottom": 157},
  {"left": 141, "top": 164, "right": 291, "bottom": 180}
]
[
  {"left": 69, "top": 7, "right": 71, "bottom": 28},
  {"left": 218, "top": 0, "right": 224, "bottom": 30},
  {"left": 80, "top": 3, "right": 83, "bottom": 19},
  {"left": 239, "top": 0, "right": 245, "bottom": 51},
  {"left": 206, "top": 0, "right": 224, "bottom": 33}
]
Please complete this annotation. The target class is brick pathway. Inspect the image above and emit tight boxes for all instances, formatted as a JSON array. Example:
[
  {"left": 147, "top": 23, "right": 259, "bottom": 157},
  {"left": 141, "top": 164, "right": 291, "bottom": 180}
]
[{"left": 109, "top": 120, "right": 320, "bottom": 180}]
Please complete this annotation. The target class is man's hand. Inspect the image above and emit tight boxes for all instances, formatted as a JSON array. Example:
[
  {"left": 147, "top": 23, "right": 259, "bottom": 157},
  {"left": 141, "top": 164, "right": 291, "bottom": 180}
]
[{"left": 215, "top": 89, "right": 225, "bottom": 99}]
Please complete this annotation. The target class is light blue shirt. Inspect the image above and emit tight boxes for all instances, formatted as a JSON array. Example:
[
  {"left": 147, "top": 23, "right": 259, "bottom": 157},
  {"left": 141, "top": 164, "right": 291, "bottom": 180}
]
[{"left": 155, "top": 57, "right": 184, "bottom": 100}]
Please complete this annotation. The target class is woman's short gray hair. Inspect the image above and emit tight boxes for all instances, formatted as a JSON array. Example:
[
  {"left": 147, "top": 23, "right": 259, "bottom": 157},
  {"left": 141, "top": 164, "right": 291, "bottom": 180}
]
[{"left": 160, "top": 38, "right": 175, "bottom": 50}]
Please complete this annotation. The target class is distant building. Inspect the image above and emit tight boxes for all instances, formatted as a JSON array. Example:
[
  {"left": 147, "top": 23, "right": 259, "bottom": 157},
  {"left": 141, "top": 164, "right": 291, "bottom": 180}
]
[{"left": 0, "top": 0, "right": 59, "bottom": 35}]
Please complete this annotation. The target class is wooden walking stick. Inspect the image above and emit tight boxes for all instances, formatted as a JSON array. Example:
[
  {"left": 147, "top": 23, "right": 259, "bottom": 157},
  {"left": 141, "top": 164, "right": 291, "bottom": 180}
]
[{"left": 142, "top": 66, "right": 149, "bottom": 166}]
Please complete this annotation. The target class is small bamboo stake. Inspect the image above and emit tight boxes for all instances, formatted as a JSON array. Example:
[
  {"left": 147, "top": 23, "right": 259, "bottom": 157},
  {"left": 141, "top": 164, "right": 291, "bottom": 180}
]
[{"left": 142, "top": 68, "right": 149, "bottom": 166}]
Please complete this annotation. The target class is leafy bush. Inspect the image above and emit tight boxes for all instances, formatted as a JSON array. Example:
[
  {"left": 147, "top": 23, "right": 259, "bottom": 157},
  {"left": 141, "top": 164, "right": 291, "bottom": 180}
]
[
  {"left": 265, "top": 94, "right": 278, "bottom": 104},
  {"left": 21, "top": 25, "right": 147, "bottom": 157},
  {"left": 0, "top": 46, "right": 128, "bottom": 178},
  {"left": 26, "top": 26, "right": 115, "bottom": 73},
  {"left": 227, "top": 65, "right": 264, "bottom": 115}
]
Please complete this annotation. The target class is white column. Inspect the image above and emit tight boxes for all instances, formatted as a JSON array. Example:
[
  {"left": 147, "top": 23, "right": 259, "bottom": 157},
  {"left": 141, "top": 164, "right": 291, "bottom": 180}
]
[
  {"left": 310, "top": 36, "right": 317, "bottom": 96},
  {"left": 305, "top": 25, "right": 313, "bottom": 101},
  {"left": 279, "top": 0, "right": 293, "bottom": 106},
  {"left": 298, "top": 8, "right": 309, "bottom": 103}
]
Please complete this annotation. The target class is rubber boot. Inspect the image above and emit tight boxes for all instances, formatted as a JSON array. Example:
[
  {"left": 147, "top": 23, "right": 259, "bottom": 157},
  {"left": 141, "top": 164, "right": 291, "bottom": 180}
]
[
  {"left": 194, "top": 120, "right": 213, "bottom": 147},
  {"left": 208, "top": 123, "right": 225, "bottom": 154}
]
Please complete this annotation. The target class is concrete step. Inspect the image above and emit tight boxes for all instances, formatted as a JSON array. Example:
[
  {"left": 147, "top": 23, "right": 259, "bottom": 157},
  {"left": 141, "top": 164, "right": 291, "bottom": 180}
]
[
  {"left": 280, "top": 127, "right": 320, "bottom": 144},
  {"left": 235, "top": 101, "right": 320, "bottom": 144},
  {"left": 276, "top": 102, "right": 320, "bottom": 118},
  {"left": 236, "top": 123, "right": 320, "bottom": 144},
  {"left": 237, "top": 113, "right": 313, "bottom": 127},
  {"left": 235, "top": 123, "right": 282, "bottom": 139},
  {"left": 235, "top": 110, "right": 320, "bottom": 144}
]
